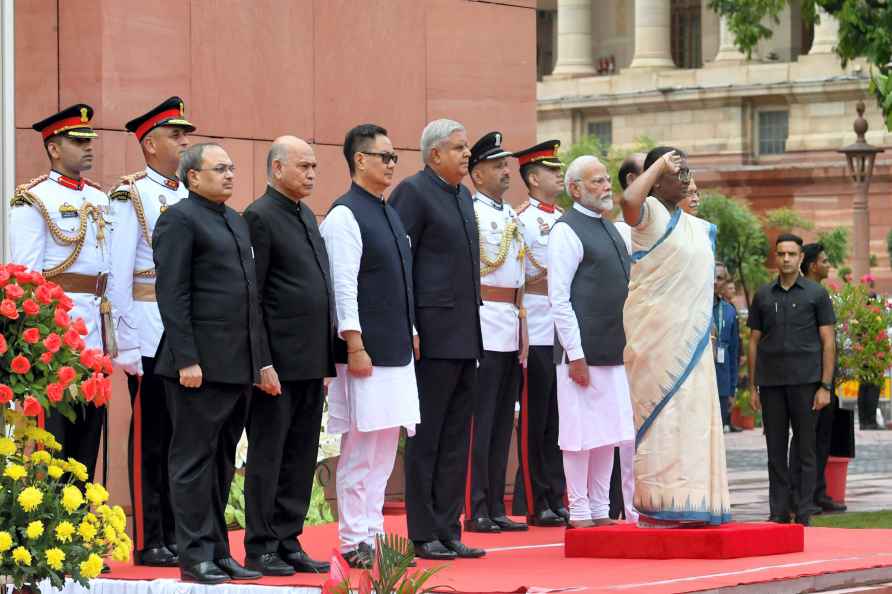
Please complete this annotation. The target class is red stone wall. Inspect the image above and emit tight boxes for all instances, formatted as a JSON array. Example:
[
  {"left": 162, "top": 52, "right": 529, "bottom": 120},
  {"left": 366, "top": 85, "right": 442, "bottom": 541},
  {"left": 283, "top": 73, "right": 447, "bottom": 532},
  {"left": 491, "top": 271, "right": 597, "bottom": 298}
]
[{"left": 14, "top": 0, "right": 538, "bottom": 510}]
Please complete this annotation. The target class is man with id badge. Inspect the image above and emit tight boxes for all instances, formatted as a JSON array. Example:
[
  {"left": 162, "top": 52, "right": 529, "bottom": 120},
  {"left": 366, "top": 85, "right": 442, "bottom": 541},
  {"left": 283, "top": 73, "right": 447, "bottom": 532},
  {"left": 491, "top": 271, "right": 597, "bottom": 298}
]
[{"left": 713, "top": 263, "right": 740, "bottom": 433}]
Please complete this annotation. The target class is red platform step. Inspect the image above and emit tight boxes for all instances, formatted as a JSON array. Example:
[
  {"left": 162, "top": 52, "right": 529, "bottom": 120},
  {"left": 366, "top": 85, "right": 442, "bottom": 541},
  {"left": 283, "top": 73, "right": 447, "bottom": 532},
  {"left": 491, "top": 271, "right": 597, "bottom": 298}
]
[{"left": 565, "top": 522, "right": 804, "bottom": 559}]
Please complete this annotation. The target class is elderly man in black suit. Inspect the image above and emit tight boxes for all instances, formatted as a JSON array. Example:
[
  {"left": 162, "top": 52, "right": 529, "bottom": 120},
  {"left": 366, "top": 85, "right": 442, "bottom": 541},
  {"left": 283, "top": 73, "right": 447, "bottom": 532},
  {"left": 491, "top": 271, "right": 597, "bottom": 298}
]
[
  {"left": 153, "top": 142, "right": 278, "bottom": 585},
  {"left": 241, "top": 136, "right": 334, "bottom": 576},
  {"left": 389, "top": 119, "right": 485, "bottom": 561}
]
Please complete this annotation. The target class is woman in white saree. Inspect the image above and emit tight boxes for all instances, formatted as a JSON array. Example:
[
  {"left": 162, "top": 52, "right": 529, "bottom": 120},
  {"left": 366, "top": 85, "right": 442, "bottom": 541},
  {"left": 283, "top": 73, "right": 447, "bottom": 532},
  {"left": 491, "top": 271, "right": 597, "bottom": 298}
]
[{"left": 620, "top": 147, "right": 731, "bottom": 527}]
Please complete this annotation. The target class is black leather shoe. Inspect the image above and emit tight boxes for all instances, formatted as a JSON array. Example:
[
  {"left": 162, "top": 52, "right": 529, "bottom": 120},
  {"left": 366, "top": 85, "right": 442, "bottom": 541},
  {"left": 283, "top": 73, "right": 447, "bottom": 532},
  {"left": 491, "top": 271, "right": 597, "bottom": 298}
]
[
  {"left": 215, "top": 557, "right": 262, "bottom": 580},
  {"left": 280, "top": 549, "right": 330, "bottom": 573},
  {"left": 529, "top": 509, "right": 565, "bottom": 527},
  {"left": 413, "top": 540, "right": 457, "bottom": 560},
  {"left": 795, "top": 515, "right": 811, "bottom": 527},
  {"left": 343, "top": 546, "right": 373, "bottom": 569},
  {"left": 443, "top": 540, "right": 485, "bottom": 558},
  {"left": 166, "top": 543, "right": 179, "bottom": 557},
  {"left": 464, "top": 517, "right": 501, "bottom": 533},
  {"left": 554, "top": 507, "right": 570, "bottom": 522},
  {"left": 181, "top": 561, "right": 230, "bottom": 585},
  {"left": 769, "top": 514, "right": 791, "bottom": 524},
  {"left": 817, "top": 497, "right": 847, "bottom": 513},
  {"left": 136, "top": 546, "right": 179, "bottom": 567},
  {"left": 492, "top": 515, "right": 528, "bottom": 531},
  {"left": 245, "top": 552, "right": 295, "bottom": 576}
]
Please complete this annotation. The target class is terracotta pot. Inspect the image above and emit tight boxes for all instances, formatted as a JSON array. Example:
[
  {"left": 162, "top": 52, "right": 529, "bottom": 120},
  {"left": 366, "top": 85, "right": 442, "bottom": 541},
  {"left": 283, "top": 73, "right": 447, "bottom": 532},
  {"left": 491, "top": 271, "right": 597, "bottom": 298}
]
[
  {"left": 730, "top": 405, "right": 756, "bottom": 430},
  {"left": 824, "top": 456, "right": 850, "bottom": 503}
]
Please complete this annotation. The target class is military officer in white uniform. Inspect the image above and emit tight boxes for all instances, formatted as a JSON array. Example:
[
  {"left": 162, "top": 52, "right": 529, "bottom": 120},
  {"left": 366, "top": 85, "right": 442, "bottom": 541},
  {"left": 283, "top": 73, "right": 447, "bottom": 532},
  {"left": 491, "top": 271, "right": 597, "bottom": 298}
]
[
  {"left": 511, "top": 140, "right": 568, "bottom": 527},
  {"left": 464, "top": 132, "right": 529, "bottom": 533},
  {"left": 9, "top": 104, "right": 112, "bottom": 482},
  {"left": 107, "top": 97, "right": 195, "bottom": 567}
]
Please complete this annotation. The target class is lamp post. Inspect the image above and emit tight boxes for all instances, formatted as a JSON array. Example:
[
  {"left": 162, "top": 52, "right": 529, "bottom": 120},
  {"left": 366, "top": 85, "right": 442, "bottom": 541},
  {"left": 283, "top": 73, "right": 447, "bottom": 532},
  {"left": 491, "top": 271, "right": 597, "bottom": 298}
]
[{"left": 839, "top": 101, "right": 884, "bottom": 282}]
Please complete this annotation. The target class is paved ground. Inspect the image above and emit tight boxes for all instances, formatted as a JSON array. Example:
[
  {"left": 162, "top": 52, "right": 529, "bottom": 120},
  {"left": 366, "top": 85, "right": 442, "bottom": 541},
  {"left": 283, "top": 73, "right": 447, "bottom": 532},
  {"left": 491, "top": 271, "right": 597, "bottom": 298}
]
[{"left": 726, "top": 423, "right": 892, "bottom": 522}]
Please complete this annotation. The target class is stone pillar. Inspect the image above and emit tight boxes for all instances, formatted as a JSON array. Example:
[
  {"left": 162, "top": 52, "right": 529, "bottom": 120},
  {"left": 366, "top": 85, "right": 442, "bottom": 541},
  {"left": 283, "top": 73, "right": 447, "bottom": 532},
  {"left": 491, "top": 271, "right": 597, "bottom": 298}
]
[
  {"left": 809, "top": 6, "right": 839, "bottom": 55},
  {"left": 629, "top": 0, "right": 675, "bottom": 69},
  {"left": 713, "top": 16, "right": 746, "bottom": 62},
  {"left": 551, "top": 0, "right": 596, "bottom": 77}
]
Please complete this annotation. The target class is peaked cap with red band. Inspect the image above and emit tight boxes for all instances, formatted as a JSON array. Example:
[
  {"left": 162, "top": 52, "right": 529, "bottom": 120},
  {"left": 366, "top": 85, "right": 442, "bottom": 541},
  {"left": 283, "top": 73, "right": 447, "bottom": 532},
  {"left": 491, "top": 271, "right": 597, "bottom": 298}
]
[
  {"left": 126, "top": 96, "right": 196, "bottom": 142},
  {"left": 514, "top": 139, "right": 562, "bottom": 170},
  {"left": 32, "top": 104, "right": 98, "bottom": 141}
]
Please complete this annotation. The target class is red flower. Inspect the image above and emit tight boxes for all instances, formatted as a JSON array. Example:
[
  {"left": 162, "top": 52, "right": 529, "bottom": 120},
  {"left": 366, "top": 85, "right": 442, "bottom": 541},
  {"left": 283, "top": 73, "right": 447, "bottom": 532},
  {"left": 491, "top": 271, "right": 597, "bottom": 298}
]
[
  {"left": 81, "top": 376, "right": 98, "bottom": 402},
  {"left": 13, "top": 271, "right": 33, "bottom": 285},
  {"left": 101, "top": 356, "right": 113, "bottom": 375},
  {"left": 0, "top": 384, "right": 12, "bottom": 404},
  {"left": 1, "top": 299, "right": 19, "bottom": 319},
  {"left": 35, "top": 284, "right": 53, "bottom": 305},
  {"left": 0, "top": 334, "right": 6, "bottom": 355},
  {"left": 0, "top": 269, "right": 9, "bottom": 286},
  {"left": 63, "top": 328, "right": 80, "bottom": 349},
  {"left": 91, "top": 374, "right": 112, "bottom": 407},
  {"left": 48, "top": 284, "right": 63, "bottom": 299},
  {"left": 43, "top": 333, "right": 62, "bottom": 353},
  {"left": 22, "top": 299, "right": 40, "bottom": 316},
  {"left": 40, "top": 351, "right": 54, "bottom": 365},
  {"left": 80, "top": 349, "right": 97, "bottom": 369},
  {"left": 4, "top": 283, "right": 24, "bottom": 300},
  {"left": 22, "top": 328, "right": 40, "bottom": 344},
  {"left": 74, "top": 337, "right": 85, "bottom": 351},
  {"left": 5, "top": 263, "right": 25, "bottom": 274},
  {"left": 57, "top": 366, "right": 76, "bottom": 386},
  {"left": 57, "top": 295, "right": 74, "bottom": 312},
  {"left": 22, "top": 395, "right": 42, "bottom": 417},
  {"left": 46, "top": 382, "right": 64, "bottom": 403},
  {"left": 72, "top": 317, "right": 88, "bottom": 336},
  {"left": 11, "top": 355, "right": 31, "bottom": 374},
  {"left": 30, "top": 272, "right": 46, "bottom": 286},
  {"left": 54, "top": 308, "right": 70, "bottom": 329}
]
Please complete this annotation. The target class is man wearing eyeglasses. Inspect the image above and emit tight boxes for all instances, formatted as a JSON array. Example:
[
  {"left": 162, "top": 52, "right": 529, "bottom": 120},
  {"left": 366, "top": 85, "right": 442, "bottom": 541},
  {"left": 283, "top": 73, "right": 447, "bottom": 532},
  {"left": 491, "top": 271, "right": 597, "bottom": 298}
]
[
  {"left": 153, "top": 143, "right": 278, "bottom": 584},
  {"left": 240, "top": 136, "right": 334, "bottom": 576},
  {"left": 320, "top": 124, "right": 420, "bottom": 569}
]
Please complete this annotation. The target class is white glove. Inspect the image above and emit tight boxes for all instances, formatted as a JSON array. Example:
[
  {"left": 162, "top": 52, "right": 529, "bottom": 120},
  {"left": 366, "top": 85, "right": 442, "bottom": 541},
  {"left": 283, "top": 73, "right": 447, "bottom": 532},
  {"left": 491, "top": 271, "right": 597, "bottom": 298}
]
[{"left": 115, "top": 348, "right": 143, "bottom": 376}]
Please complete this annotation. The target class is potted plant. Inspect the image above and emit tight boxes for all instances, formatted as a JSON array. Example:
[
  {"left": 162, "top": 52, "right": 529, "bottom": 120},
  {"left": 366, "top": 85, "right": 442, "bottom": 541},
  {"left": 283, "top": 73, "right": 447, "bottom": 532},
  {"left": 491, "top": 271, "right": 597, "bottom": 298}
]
[
  {"left": 0, "top": 263, "right": 131, "bottom": 592},
  {"left": 731, "top": 388, "right": 757, "bottom": 430}
]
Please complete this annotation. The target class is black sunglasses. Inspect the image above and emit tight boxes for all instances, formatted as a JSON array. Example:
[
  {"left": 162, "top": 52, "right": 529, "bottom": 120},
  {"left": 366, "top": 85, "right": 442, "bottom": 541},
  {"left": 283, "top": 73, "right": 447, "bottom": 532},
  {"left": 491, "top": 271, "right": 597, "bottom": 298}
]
[{"left": 361, "top": 151, "right": 399, "bottom": 165}]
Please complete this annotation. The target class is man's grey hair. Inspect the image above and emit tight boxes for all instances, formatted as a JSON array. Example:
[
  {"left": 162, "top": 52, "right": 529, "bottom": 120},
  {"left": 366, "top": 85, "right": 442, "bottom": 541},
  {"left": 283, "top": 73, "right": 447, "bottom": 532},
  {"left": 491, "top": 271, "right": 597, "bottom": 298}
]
[
  {"left": 267, "top": 142, "right": 289, "bottom": 180},
  {"left": 177, "top": 142, "right": 220, "bottom": 189},
  {"left": 420, "top": 119, "right": 465, "bottom": 164},
  {"left": 564, "top": 155, "right": 601, "bottom": 196}
]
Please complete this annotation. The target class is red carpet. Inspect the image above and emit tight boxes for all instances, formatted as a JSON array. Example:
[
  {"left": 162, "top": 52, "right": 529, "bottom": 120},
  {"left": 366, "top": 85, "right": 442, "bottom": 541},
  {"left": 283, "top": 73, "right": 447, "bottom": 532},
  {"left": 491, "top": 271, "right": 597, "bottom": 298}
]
[
  {"left": 103, "top": 515, "right": 892, "bottom": 593},
  {"left": 565, "top": 522, "right": 804, "bottom": 559}
]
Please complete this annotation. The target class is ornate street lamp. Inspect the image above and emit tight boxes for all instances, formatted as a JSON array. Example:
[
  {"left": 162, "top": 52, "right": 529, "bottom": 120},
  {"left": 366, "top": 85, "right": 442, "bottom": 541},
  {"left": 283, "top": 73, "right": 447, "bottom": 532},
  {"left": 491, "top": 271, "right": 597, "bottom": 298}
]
[{"left": 839, "top": 101, "right": 884, "bottom": 281}]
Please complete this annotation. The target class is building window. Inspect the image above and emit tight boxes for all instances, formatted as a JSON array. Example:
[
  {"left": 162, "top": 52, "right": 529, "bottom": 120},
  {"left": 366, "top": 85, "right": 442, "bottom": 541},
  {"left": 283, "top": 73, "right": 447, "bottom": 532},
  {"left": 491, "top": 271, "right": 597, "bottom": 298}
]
[
  {"left": 536, "top": 10, "right": 556, "bottom": 80},
  {"left": 758, "top": 111, "right": 789, "bottom": 155},
  {"left": 587, "top": 121, "right": 612, "bottom": 151},
  {"left": 671, "top": 0, "right": 702, "bottom": 69}
]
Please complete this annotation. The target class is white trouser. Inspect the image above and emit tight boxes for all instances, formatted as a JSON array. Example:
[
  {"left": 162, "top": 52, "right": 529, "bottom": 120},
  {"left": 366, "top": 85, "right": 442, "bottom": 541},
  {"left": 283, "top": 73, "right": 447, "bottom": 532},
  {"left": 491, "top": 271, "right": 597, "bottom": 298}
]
[
  {"left": 618, "top": 440, "right": 638, "bottom": 522},
  {"left": 562, "top": 445, "right": 614, "bottom": 521},
  {"left": 336, "top": 426, "right": 400, "bottom": 552}
]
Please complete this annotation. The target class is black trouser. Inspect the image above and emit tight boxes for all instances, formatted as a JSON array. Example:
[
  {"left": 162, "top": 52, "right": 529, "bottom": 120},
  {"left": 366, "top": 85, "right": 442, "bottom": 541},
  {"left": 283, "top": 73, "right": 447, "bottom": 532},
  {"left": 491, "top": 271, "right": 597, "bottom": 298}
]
[
  {"left": 405, "top": 358, "right": 476, "bottom": 543},
  {"left": 760, "top": 383, "right": 819, "bottom": 519},
  {"left": 608, "top": 448, "right": 625, "bottom": 519},
  {"left": 127, "top": 356, "right": 175, "bottom": 554},
  {"left": 467, "top": 350, "right": 521, "bottom": 521},
  {"left": 44, "top": 402, "right": 105, "bottom": 483},
  {"left": 244, "top": 378, "right": 324, "bottom": 557},
  {"left": 165, "top": 378, "right": 248, "bottom": 567},
  {"left": 791, "top": 393, "right": 837, "bottom": 505},
  {"left": 719, "top": 394, "right": 732, "bottom": 427},
  {"left": 858, "top": 382, "right": 881, "bottom": 428},
  {"left": 512, "top": 345, "right": 565, "bottom": 516}
]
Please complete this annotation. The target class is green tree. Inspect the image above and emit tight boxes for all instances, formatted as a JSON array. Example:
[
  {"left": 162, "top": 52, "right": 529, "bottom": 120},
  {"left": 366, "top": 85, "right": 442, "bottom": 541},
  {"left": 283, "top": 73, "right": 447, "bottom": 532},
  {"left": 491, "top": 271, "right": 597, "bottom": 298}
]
[
  {"left": 558, "top": 135, "right": 655, "bottom": 209},
  {"left": 763, "top": 207, "right": 815, "bottom": 232},
  {"left": 708, "top": 0, "right": 892, "bottom": 130},
  {"left": 816, "top": 226, "right": 850, "bottom": 268},
  {"left": 698, "top": 192, "right": 770, "bottom": 304}
]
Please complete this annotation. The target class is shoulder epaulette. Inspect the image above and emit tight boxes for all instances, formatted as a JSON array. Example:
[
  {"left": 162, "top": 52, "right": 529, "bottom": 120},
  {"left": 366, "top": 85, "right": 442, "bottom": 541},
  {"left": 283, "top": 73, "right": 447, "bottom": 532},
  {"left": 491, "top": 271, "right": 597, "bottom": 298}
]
[
  {"left": 83, "top": 177, "right": 103, "bottom": 191},
  {"left": 10, "top": 175, "right": 48, "bottom": 207},
  {"left": 516, "top": 200, "right": 530, "bottom": 215}
]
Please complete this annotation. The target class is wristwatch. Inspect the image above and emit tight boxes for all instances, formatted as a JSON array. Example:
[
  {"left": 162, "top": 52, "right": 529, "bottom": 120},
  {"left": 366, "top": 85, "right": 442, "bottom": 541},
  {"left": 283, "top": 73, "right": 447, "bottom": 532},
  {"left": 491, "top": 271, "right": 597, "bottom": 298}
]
[{"left": 820, "top": 382, "right": 833, "bottom": 391}]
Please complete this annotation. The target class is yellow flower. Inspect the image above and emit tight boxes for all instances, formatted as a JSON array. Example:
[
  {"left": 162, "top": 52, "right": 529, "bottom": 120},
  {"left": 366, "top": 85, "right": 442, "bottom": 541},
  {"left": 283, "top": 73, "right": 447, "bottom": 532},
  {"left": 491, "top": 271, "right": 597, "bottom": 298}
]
[
  {"left": 77, "top": 520, "right": 97, "bottom": 542},
  {"left": 55, "top": 521, "right": 75, "bottom": 543},
  {"left": 61, "top": 485, "right": 84, "bottom": 513},
  {"left": 0, "top": 531, "right": 12, "bottom": 552},
  {"left": 84, "top": 512, "right": 98, "bottom": 524},
  {"left": 79, "top": 553, "right": 103, "bottom": 579},
  {"left": 30, "top": 450, "right": 51, "bottom": 465},
  {"left": 45, "top": 547, "right": 65, "bottom": 571},
  {"left": 4, "top": 463, "right": 27, "bottom": 481},
  {"left": 109, "top": 509, "right": 126, "bottom": 533},
  {"left": 66, "top": 458, "right": 89, "bottom": 481},
  {"left": 85, "top": 483, "right": 109, "bottom": 505},
  {"left": 18, "top": 486, "right": 43, "bottom": 512},
  {"left": 25, "top": 520, "right": 44, "bottom": 539},
  {"left": 103, "top": 525, "right": 116, "bottom": 542},
  {"left": 12, "top": 546, "right": 32, "bottom": 566},
  {"left": 0, "top": 437, "right": 15, "bottom": 456},
  {"left": 112, "top": 543, "right": 130, "bottom": 562},
  {"left": 47, "top": 464, "right": 64, "bottom": 480}
]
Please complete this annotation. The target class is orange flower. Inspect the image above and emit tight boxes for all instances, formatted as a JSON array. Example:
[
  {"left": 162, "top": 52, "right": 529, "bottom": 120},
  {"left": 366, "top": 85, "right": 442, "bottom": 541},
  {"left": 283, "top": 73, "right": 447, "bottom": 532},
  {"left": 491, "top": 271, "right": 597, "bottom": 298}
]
[
  {"left": 22, "top": 328, "right": 40, "bottom": 344},
  {"left": 0, "top": 334, "right": 7, "bottom": 355},
  {"left": 57, "top": 366, "right": 76, "bottom": 386},
  {"left": 1, "top": 299, "right": 19, "bottom": 319},
  {"left": 39, "top": 351, "right": 53, "bottom": 365},
  {"left": 11, "top": 355, "right": 31, "bottom": 374},
  {"left": 0, "top": 384, "right": 13, "bottom": 404},
  {"left": 22, "top": 396, "right": 43, "bottom": 417},
  {"left": 54, "top": 308, "right": 70, "bottom": 329},
  {"left": 46, "top": 382, "right": 64, "bottom": 403},
  {"left": 22, "top": 299, "right": 40, "bottom": 316},
  {"left": 43, "top": 333, "right": 62, "bottom": 353},
  {"left": 72, "top": 317, "right": 88, "bottom": 336},
  {"left": 4, "top": 283, "right": 24, "bottom": 300}
]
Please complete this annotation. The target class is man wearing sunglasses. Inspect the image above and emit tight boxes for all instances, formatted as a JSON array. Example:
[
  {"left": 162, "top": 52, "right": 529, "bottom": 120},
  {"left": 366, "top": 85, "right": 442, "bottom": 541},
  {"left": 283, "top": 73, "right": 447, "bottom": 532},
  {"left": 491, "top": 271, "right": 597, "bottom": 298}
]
[{"left": 153, "top": 143, "right": 277, "bottom": 584}]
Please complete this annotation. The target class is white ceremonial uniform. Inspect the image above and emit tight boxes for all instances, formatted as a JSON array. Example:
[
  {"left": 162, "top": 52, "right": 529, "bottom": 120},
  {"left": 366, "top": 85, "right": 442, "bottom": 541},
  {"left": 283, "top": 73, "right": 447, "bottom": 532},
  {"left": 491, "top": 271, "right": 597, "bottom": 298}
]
[
  {"left": 475, "top": 192, "right": 524, "bottom": 351},
  {"left": 517, "top": 197, "right": 561, "bottom": 347},
  {"left": 548, "top": 202, "right": 635, "bottom": 521},
  {"left": 107, "top": 167, "right": 187, "bottom": 371},
  {"left": 9, "top": 171, "right": 111, "bottom": 351},
  {"left": 320, "top": 204, "right": 420, "bottom": 553}
]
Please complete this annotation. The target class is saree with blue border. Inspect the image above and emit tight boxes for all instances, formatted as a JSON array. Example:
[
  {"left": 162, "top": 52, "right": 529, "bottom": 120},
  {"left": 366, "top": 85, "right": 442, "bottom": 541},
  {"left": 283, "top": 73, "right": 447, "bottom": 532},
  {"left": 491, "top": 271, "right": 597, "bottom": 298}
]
[{"left": 623, "top": 196, "right": 732, "bottom": 526}]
